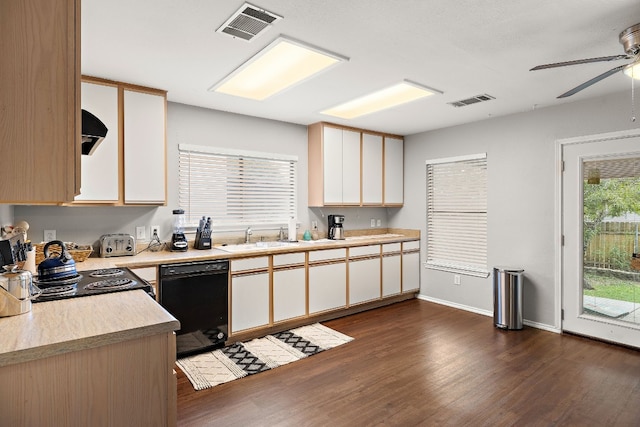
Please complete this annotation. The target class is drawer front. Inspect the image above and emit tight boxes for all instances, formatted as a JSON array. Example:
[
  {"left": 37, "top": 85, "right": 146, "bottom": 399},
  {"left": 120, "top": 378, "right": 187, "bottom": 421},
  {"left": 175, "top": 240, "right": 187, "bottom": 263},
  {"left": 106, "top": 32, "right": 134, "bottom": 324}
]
[
  {"left": 273, "top": 252, "right": 306, "bottom": 267},
  {"left": 349, "top": 245, "right": 380, "bottom": 257},
  {"left": 382, "top": 243, "right": 401, "bottom": 253},
  {"left": 309, "top": 248, "right": 346, "bottom": 262},
  {"left": 403, "top": 240, "right": 420, "bottom": 251},
  {"left": 231, "top": 256, "right": 269, "bottom": 272}
]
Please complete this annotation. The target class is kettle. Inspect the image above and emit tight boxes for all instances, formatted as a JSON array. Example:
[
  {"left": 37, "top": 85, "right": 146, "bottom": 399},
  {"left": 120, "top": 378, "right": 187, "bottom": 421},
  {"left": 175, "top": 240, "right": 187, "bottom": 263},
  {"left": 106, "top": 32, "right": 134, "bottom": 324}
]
[
  {"left": 37, "top": 240, "right": 77, "bottom": 281},
  {"left": 0, "top": 264, "right": 41, "bottom": 317}
]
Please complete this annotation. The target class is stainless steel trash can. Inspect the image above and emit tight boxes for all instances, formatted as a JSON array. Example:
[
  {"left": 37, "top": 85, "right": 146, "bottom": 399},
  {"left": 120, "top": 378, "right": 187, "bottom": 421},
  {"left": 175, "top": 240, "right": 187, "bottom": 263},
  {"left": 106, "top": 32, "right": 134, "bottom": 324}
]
[{"left": 493, "top": 267, "right": 524, "bottom": 330}]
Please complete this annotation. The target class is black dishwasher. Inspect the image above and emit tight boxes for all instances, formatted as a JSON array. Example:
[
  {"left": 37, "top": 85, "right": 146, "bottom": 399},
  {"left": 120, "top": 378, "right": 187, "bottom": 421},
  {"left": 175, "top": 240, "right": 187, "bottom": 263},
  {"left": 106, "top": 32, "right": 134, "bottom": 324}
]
[{"left": 159, "top": 260, "right": 229, "bottom": 358}]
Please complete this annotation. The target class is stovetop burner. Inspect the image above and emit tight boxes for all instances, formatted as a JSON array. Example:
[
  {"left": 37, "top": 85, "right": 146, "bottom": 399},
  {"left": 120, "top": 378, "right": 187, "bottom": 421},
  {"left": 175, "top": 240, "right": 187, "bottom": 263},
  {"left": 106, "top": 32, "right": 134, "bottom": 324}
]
[
  {"left": 84, "top": 278, "right": 137, "bottom": 291},
  {"left": 32, "top": 267, "right": 153, "bottom": 303},
  {"left": 39, "top": 283, "right": 78, "bottom": 299},
  {"left": 89, "top": 268, "right": 125, "bottom": 278}
]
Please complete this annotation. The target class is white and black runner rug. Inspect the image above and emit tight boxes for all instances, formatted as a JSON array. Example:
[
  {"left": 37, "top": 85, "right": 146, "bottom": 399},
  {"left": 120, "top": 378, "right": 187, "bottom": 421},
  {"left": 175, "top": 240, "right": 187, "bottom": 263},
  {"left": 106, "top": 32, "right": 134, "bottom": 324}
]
[{"left": 176, "top": 323, "right": 353, "bottom": 390}]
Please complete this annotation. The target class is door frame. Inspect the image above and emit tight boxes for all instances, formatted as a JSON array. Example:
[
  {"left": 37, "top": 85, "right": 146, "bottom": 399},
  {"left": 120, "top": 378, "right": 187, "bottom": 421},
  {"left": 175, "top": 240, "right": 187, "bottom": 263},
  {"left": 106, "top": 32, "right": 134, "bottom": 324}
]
[{"left": 555, "top": 128, "right": 640, "bottom": 334}]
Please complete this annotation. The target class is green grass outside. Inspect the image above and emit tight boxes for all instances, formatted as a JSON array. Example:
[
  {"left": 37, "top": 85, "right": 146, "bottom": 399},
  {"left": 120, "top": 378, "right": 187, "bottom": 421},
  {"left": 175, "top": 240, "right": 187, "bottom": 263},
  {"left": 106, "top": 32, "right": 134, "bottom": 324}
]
[{"left": 584, "top": 272, "right": 640, "bottom": 303}]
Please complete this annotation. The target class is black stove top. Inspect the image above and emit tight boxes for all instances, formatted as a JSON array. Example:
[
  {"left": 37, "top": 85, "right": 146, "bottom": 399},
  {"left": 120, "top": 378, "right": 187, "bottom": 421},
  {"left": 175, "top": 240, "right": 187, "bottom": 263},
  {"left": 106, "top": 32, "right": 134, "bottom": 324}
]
[{"left": 33, "top": 267, "right": 154, "bottom": 303}]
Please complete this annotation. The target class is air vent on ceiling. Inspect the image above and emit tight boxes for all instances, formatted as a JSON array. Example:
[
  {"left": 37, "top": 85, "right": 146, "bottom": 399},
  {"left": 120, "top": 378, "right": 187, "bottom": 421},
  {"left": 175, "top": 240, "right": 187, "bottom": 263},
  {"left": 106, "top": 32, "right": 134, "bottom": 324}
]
[
  {"left": 448, "top": 94, "right": 495, "bottom": 108},
  {"left": 216, "top": 3, "right": 282, "bottom": 42}
]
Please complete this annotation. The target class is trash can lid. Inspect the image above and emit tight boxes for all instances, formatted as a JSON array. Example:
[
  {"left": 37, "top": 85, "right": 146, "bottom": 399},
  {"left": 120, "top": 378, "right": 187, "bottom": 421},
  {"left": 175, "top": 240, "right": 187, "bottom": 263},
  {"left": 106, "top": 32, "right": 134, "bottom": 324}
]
[{"left": 493, "top": 266, "right": 524, "bottom": 273}]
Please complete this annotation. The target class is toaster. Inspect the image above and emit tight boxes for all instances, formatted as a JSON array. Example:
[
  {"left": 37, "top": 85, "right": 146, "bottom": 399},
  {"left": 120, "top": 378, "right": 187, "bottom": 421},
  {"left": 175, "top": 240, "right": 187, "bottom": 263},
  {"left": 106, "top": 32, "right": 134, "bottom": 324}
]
[{"left": 99, "top": 234, "right": 136, "bottom": 258}]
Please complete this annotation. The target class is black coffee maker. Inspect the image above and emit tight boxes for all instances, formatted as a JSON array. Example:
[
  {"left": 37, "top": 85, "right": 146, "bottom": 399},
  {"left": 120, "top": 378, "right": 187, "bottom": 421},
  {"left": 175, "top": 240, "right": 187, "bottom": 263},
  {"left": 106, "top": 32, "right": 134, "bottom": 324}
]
[{"left": 328, "top": 215, "right": 345, "bottom": 240}]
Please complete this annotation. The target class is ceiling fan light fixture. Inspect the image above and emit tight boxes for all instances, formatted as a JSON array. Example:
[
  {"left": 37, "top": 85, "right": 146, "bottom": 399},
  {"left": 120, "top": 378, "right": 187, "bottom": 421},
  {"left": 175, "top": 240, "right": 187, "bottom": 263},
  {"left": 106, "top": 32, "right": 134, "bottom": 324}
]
[
  {"left": 320, "top": 80, "right": 442, "bottom": 119},
  {"left": 210, "top": 36, "right": 348, "bottom": 100},
  {"left": 623, "top": 61, "right": 640, "bottom": 80}
]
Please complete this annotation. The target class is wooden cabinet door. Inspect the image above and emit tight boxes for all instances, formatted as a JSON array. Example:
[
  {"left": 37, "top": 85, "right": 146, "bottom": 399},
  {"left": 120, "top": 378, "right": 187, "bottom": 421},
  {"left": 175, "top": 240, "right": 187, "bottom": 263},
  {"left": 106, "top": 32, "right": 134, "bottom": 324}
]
[
  {"left": 384, "top": 137, "right": 404, "bottom": 205},
  {"left": 309, "top": 262, "right": 346, "bottom": 314},
  {"left": 231, "top": 272, "right": 270, "bottom": 333},
  {"left": 75, "top": 81, "right": 119, "bottom": 202},
  {"left": 0, "top": 0, "right": 80, "bottom": 203},
  {"left": 362, "top": 133, "right": 383, "bottom": 205},
  {"left": 273, "top": 267, "right": 306, "bottom": 322},
  {"left": 123, "top": 89, "right": 166, "bottom": 204}
]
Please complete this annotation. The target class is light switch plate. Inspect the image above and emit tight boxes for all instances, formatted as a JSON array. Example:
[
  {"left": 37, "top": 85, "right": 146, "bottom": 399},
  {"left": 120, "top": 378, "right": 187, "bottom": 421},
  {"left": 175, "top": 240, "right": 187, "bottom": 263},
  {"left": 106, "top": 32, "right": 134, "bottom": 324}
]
[
  {"left": 136, "top": 226, "right": 146, "bottom": 240},
  {"left": 44, "top": 230, "right": 56, "bottom": 242},
  {"left": 370, "top": 218, "right": 376, "bottom": 227}
]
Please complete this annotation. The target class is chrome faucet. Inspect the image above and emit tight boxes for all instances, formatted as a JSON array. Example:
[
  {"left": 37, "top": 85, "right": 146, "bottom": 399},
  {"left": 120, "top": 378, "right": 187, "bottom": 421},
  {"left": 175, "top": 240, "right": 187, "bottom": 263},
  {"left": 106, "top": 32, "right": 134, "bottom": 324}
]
[{"left": 245, "top": 226, "right": 253, "bottom": 243}]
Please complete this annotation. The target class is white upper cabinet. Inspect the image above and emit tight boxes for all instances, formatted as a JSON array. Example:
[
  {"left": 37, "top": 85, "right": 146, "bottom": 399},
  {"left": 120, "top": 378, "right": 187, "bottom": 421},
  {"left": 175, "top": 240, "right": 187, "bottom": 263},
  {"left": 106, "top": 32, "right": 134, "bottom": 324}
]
[
  {"left": 362, "top": 133, "right": 383, "bottom": 205},
  {"left": 341, "top": 129, "right": 361, "bottom": 204},
  {"left": 384, "top": 137, "right": 404, "bottom": 205},
  {"left": 322, "top": 127, "right": 360, "bottom": 205},
  {"left": 123, "top": 89, "right": 166, "bottom": 204},
  {"left": 73, "top": 78, "right": 167, "bottom": 206},
  {"left": 309, "top": 122, "right": 403, "bottom": 207},
  {"left": 75, "top": 81, "right": 119, "bottom": 202}
]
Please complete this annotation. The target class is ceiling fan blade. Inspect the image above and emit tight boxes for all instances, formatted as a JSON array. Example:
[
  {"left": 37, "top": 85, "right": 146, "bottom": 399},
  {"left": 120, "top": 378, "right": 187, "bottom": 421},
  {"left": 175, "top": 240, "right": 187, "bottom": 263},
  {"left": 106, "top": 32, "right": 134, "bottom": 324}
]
[
  {"left": 557, "top": 64, "right": 627, "bottom": 98},
  {"left": 530, "top": 55, "right": 629, "bottom": 71}
]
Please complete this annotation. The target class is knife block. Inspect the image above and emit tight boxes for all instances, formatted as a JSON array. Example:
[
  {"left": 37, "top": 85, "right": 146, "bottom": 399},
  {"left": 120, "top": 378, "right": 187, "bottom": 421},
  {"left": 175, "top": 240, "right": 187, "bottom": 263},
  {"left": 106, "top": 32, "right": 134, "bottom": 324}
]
[{"left": 194, "top": 230, "right": 212, "bottom": 250}]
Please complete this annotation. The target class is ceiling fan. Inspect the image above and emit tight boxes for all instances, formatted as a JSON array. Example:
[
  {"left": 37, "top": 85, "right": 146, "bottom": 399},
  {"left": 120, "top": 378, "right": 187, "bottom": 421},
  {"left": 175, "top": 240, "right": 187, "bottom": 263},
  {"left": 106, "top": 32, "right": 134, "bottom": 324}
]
[{"left": 530, "top": 23, "right": 640, "bottom": 98}]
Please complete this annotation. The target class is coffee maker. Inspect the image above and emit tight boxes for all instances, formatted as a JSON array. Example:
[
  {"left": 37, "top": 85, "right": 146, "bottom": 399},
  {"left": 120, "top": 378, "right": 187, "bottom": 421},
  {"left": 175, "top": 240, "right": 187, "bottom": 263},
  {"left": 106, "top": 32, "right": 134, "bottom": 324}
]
[
  {"left": 171, "top": 209, "right": 188, "bottom": 252},
  {"left": 328, "top": 215, "right": 345, "bottom": 240}
]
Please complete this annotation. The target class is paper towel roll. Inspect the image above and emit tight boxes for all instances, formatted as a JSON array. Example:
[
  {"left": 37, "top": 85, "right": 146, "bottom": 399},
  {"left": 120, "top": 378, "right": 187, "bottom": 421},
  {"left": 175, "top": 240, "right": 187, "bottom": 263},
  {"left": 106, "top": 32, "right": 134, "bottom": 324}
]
[{"left": 288, "top": 218, "right": 297, "bottom": 242}]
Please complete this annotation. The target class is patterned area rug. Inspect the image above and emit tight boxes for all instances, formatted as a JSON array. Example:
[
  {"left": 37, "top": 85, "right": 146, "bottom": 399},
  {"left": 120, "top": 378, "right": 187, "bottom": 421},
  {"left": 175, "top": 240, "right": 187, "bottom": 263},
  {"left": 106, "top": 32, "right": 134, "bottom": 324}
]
[{"left": 176, "top": 323, "right": 353, "bottom": 390}]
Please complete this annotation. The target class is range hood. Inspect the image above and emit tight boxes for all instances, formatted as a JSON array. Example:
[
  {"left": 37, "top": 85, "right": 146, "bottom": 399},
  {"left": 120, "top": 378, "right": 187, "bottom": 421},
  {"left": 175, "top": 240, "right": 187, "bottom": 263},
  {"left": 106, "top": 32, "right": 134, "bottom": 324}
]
[{"left": 81, "top": 109, "right": 108, "bottom": 155}]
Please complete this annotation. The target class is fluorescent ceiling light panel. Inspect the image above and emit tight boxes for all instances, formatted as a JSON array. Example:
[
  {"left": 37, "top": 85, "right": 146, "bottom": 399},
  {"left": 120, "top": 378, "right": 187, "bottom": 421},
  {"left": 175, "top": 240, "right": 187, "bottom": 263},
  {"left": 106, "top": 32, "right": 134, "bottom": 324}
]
[
  {"left": 321, "top": 81, "right": 442, "bottom": 119},
  {"left": 210, "top": 37, "right": 347, "bottom": 100}
]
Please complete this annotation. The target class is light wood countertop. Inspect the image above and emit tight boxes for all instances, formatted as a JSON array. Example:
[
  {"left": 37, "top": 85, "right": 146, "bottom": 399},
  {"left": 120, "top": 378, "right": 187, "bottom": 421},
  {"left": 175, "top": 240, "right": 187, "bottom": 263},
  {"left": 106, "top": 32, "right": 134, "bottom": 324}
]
[
  {"left": 79, "top": 229, "right": 421, "bottom": 271},
  {"left": 0, "top": 290, "right": 179, "bottom": 368}
]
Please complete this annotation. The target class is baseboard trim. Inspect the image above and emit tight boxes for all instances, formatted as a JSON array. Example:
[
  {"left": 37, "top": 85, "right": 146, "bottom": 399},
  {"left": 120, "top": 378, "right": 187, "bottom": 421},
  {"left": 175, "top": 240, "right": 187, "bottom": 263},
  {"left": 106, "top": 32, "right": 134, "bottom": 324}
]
[{"left": 416, "top": 294, "right": 561, "bottom": 334}]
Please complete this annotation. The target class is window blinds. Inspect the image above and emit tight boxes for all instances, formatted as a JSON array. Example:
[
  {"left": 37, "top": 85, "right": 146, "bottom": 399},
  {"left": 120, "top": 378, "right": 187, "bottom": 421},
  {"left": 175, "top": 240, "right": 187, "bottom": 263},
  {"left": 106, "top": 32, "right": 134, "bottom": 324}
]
[
  {"left": 426, "top": 153, "right": 488, "bottom": 277},
  {"left": 178, "top": 144, "right": 297, "bottom": 228}
]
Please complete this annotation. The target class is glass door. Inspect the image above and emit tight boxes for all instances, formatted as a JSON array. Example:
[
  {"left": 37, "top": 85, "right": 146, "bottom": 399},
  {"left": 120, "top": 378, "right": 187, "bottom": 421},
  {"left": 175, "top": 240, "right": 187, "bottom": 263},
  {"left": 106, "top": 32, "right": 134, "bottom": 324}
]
[{"left": 561, "top": 133, "right": 640, "bottom": 347}]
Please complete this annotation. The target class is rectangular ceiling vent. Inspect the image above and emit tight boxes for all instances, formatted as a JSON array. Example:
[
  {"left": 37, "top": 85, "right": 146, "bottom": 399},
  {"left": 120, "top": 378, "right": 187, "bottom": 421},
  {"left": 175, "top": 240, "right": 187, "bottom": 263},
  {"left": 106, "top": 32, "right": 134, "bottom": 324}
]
[
  {"left": 448, "top": 94, "right": 495, "bottom": 108},
  {"left": 216, "top": 3, "right": 282, "bottom": 42}
]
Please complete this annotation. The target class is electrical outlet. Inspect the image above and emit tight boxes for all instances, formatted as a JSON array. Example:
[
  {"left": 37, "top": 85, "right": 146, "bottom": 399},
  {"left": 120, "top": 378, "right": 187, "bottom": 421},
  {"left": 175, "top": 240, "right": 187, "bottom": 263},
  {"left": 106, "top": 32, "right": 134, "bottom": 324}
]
[
  {"left": 136, "top": 226, "right": 146, "bottom": 240},
  {"left": 151, "top": 225, "right": 160, "bottom": 239},
  {"left": 370, "top": 218, "right": 376, "bottom": 227},
  {"left": 376, "top": 219, "right": 381, "bottom": 227},
  {"left": 44, "top": 230, "right": 56, "bottom": 242},
  {"left": 454, "top": 275, "right": 461, "bottom": 285}
]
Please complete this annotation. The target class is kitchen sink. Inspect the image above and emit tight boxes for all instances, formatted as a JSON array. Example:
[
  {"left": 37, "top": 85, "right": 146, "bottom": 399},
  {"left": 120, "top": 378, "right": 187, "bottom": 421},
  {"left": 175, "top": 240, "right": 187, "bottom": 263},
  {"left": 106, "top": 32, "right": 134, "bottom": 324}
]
[{"left": 216, "top": 241, "right": 299, "bottom": 253}]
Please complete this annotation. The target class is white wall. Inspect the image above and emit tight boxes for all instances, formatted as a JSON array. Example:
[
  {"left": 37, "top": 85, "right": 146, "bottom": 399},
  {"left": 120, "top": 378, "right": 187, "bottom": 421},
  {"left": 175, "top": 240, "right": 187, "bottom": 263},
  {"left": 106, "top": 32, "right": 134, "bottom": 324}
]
[
  {"left": 390, "top": 90, "right": 638, "bottom": 328},
  {"left": 14, "top": 102, "right": 389, "bottom": 245}
]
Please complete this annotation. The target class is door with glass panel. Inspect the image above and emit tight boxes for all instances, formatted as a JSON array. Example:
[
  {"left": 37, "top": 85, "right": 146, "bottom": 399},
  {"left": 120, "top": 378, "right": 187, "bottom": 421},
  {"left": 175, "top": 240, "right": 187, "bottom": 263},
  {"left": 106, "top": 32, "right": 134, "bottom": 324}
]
[{"left": 561, "top": 132, "right": 640, "bottom": 347}]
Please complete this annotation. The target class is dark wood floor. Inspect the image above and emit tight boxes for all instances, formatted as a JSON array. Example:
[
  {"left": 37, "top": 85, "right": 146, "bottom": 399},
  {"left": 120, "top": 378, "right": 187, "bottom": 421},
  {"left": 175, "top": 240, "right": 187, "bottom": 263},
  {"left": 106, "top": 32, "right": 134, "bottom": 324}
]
[{"left": 176, "top": 299, "right": 640, "bottom": 426}]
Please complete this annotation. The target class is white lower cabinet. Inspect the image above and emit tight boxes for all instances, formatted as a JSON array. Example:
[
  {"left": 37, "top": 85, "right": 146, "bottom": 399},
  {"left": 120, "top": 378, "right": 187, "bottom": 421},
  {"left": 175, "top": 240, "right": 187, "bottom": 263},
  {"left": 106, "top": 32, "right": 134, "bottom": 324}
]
[
  {"left": 382, "top": 254, "right": 401, "bottom": 296},
  {"left": 273, "top": 267, "right": 306, "bottom": 322},
  {"left": 309, "top": 262, "right": 346, "bottom": 314},
  {"left": 349, "top": 257, "right": 380, "bottom": 305},
  {"left": 231, "top": 272, "right": 269, "bottom": 333},
  {"left": 402, "top": 251, "right": 420, "bottom": 292}
]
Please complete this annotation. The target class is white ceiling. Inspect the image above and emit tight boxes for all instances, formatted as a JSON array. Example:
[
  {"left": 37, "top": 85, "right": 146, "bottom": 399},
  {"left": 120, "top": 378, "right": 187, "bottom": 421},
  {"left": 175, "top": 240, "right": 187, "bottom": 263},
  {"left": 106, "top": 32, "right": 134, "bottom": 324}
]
[{"left": 81, "top": 0, "right": 640, "bottom": 136}]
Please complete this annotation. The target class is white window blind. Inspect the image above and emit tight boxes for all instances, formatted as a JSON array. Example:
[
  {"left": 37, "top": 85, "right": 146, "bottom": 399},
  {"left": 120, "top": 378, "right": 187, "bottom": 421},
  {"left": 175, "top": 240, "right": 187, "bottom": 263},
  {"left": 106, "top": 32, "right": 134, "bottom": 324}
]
[
  {"left": 178, "top": 144, "right": 297, "bottom": 228},
  {"left": 426, "top": 153, "right": 488, "bottom": 277}
]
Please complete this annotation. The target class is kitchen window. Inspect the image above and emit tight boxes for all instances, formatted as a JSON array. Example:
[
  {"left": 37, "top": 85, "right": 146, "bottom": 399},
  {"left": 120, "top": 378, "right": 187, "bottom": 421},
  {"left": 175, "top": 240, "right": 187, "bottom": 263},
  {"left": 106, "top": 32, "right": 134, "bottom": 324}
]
[
  {"left": 425, "top": 153, "right": 488, "bottom": 277},
  {"left": 178, "top": 144, "right": 297, "bottom": 229}
]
